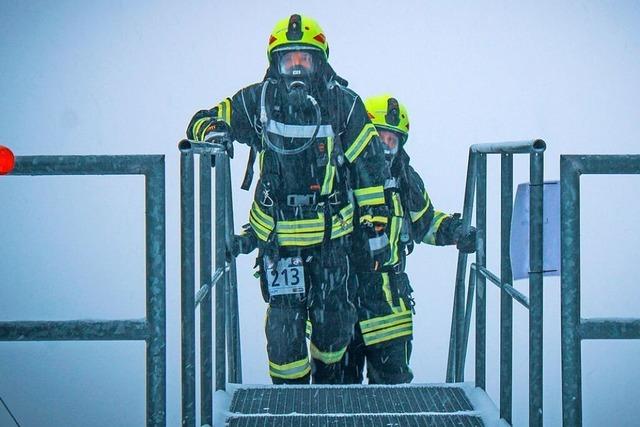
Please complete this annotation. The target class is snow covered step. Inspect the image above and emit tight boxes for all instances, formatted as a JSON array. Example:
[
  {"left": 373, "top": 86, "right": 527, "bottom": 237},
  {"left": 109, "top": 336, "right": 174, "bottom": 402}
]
[
  {"left": 226, "top": 413, "right": 484, "bottom": 426},
  {"left": 219, "top": 383, "right": 506, "bottom": 427}
]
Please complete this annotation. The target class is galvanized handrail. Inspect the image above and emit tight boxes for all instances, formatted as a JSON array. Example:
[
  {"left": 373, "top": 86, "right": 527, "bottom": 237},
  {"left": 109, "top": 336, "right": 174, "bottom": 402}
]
[
  {"left": 179, "top": 140, "right": 242, "bottom": 427},
  {"left": 560, "top": 155, "right": 640, "bottom": 426},
  {"left": 0, "top": 155, "right": 167, "bottom": 427},
  {"left": 446, "top": 140, "right": 546, "bottom": 426}
]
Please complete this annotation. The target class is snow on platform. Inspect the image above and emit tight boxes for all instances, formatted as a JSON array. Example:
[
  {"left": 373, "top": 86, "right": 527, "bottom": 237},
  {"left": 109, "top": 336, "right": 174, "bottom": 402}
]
[{"left": 216, "top": 383, "right": 507, "bottom": 427}]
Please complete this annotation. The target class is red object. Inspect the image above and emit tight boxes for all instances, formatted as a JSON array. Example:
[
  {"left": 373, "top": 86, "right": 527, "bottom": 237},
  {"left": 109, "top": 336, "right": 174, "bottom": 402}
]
[
  {"left": 0, "top": 145, "right": 15, "bottom": 175},
  {"left": 313, "top": 33, "right": 326, "bottom": 44}
]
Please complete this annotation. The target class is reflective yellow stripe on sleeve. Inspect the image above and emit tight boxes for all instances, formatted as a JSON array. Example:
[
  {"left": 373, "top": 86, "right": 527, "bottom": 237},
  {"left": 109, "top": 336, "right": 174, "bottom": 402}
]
[
  {"left": 192, "top": 118, "right": 211, "bottom": 141},
  {"left": 216, "top": 98, "right": 231, "bottom": 125},
  {"left": 345, "top": 123, "right": 377, "bottom": 163},
  {"left": 423, "top": 211, "right": 448, "bottom": 245},
  {"left": 269, "top": 357, "right": 311, "bottom": 380},
  {"left": 249, "top": 202, "right": 275, "bottom": 242},
  {"left": 353, "top": 186, "right": 385, "bottom": 207},
  {"left": 410, "top": 190, "right": 432, "bottom": 222}
]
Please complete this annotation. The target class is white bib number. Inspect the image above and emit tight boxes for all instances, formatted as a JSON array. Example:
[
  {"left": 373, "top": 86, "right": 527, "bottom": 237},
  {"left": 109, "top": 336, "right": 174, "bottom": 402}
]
[{"left": 265, "top": 256, "right": 306, "bottom": 296}]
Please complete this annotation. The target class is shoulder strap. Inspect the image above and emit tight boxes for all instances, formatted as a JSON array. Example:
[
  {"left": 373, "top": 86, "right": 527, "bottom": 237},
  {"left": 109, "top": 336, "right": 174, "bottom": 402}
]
[
  {"left": 241, "top": 146, "right": 257, "bottom": 191},
  {"left": 239, "top": 81, "right": 269, "bottom": 191}
]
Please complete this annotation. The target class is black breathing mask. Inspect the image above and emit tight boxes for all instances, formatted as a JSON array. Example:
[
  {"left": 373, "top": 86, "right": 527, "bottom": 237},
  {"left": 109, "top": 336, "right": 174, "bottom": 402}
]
[{"left": 273, "top": 48, "right": 324, "bottom": 108}]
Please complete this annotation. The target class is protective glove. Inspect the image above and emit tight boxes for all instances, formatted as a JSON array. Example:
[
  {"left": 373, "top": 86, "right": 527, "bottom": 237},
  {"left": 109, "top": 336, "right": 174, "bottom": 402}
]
[
  {"left": 452, "top": 220, "right": 477, "bottom": 254},
  {"left": 204, "top": 120, "right": 234, "bottom": 159},
  {"left": 228, "top": 225, "right": 258, "bottom": 258}
]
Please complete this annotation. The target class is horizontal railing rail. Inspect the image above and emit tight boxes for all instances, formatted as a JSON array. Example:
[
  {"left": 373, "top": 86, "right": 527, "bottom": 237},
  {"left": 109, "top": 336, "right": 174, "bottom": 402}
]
[{"left": 0, "top": 155, "right": 166, "bottom": 427}]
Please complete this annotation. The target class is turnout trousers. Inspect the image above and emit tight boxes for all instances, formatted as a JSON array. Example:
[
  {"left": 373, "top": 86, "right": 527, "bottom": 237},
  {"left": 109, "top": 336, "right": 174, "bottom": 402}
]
[
  {"left": 343, "top": 271, "right": 415, "bottom": 384},
  {"left": 262, "top": 243, "right": 357, "bottom": 384}
]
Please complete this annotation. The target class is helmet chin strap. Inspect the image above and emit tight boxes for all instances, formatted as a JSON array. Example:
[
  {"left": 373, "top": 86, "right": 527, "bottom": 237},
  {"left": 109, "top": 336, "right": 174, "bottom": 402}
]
[{"left": 260, "top": 79, "right": 322, "bottom": 156}]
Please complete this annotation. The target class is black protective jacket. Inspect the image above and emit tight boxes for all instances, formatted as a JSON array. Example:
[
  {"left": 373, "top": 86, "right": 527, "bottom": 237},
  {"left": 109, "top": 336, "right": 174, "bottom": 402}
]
[
  {"left": 352, "top": 149, "right": 459, "bottom": 272},
  {"left": 187, "top": 68, "right": 392, "bottom": 254}
]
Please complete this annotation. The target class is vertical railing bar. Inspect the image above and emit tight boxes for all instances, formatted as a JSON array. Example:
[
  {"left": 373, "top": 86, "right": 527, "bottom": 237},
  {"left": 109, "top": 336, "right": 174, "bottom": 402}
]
[
  {"left": 214, "top": 153, "right": 227, "bottom": 391},
  {"left": 529, "top": 150, "right": 545, "bottom": 426},
  {"left": 180, "top": 153, "right": 196, "bottom": 426},
  {"left": 145, "top": 157, "right": 167, "bottom": 427},
  {"left": 199, "top": 155, "right": 213, "bottom": 425},
  {"left": 447, "top": 150, "right": 477, "bottom": 382},
  {"left": 460, "top": 264, "right": 477, "bottom": 370},
  {"left": 561, "top": 156, "right": 583, "bottom": 426},
  {"left": 474, "top": 153, "right": 487, "bottom": 386},
  {"left": 500, "top": 153, "right": 513, "bottom": 423},
  {"left": 224, "top": 156, "right": 243, "bottom": 383}
]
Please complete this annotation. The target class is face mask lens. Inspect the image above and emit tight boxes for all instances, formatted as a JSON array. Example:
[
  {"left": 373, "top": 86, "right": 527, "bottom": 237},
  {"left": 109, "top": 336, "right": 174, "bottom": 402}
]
[
  {"left": 378, "top": 130, "right": 400, "bottom": 155},
  {"left": 278, "top": 51, "right": 315, "bottom": 76}
]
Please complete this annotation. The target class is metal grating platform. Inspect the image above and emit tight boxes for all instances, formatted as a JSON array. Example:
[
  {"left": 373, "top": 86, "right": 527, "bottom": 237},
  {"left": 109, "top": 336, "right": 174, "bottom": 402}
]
[
  {"left": 229, "top": 386, "right": 474, "bottom": 415},
  {"left": 227, "top": 414, "right": 484, "bottom": 427}
]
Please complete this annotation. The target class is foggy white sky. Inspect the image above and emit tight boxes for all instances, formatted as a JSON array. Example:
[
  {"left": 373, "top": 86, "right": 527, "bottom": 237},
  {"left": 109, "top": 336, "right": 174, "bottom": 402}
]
[{"left": 1, "top": 1, "right": 639, "bottom": 426}]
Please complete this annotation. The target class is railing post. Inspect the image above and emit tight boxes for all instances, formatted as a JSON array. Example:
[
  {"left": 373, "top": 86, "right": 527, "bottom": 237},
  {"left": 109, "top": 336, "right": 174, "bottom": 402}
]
[
  {"left": 561, "top": 156, "right": 582, "bottom": 426},
  {"left": 447, "top": 150, "right": 477, "bottom": 382},
  {"left": 214, "top": 153, "right": 227, "bottom": 391},
  {"left": 199, "top": 155, "right": 213, "bottom": 425},
  {"left": 530, "top": 150, "right": 544, "bottom": 426},
  {"left": 146, "top": 156, "right": 167, "bottom": 427},
  {"left": 474, "top": 153, "right": 487, "bottom": 386},
  {"left": 500, "top": 153, "right": 513, "bottom": 423},
  {"left": 224, "top": 156, "right": 243, "bottom": 383},
  {"left": 180, "top": 152, "right": 196, "bottom": 426}
]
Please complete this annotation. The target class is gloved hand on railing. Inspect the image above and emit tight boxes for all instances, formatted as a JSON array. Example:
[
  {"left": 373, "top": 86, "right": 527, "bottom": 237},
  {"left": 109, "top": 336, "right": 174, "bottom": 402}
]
[
  {"left": 450, "top": 215, "right": 477, "bottom": 254},
  {"left": 204, "top": 121, "right": 234, "bottom": 159},
  {"left": 203, "top": 120, "right": 230, "bottom": 142},
  {"left": 228, "top": 225, "right": 258, "bottom": 258}
]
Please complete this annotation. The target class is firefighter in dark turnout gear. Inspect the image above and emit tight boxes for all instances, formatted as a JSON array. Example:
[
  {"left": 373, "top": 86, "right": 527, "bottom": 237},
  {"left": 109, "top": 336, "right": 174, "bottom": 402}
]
[
  {"left": 342, "top": 94, "right": 477, "bottom": 384},
  {"left": 186, "top": 16, "right": 396, "bottom": 384}
]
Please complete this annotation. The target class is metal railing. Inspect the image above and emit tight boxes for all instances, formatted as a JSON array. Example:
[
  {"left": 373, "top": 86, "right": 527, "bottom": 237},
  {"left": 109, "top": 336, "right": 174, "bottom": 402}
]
[
  {"left": 560, "top": 155, "right": 640, "bottom": 426},
  {"left": 179, "top": 140, "right": 242, "bottom": 427},
  {"left": 446, "top": 140, "right": 546, "bottom": 426},
  {"left": 0, "top": 155, "right": 167, "bottom": 427}
]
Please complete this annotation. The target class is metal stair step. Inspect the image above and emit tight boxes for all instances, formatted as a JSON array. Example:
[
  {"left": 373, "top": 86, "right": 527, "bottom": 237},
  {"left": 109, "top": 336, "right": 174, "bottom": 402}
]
[
  {"left": 229, "top": 385, "right": 474, "bottom": 415},
  {"left": 226, "top": 413, "right": 484, "bottom": 427}
]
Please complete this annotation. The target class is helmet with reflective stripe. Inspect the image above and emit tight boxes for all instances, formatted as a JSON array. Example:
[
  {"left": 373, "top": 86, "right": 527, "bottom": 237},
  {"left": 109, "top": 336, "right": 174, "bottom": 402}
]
[
  {"left": 364, "top": 94, "right": 410, "bottom": 143},
  {"left": 267, "top": 14, "right": 329, "bottom": 61}
]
